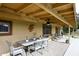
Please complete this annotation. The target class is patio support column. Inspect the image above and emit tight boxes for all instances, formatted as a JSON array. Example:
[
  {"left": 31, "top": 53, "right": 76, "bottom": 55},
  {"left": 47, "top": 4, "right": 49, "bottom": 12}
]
[
  {"left": 66, "top": 26, "right": 71, "bottom": 43},
  {"left": 68, "top": 26, "right": 71, "bottom": 43},
  {"left": 72, "top": 28, "right": 74, "bottom": 35},
  {"left": 60, "top": 27, "right": 63, "bottom": 36}
]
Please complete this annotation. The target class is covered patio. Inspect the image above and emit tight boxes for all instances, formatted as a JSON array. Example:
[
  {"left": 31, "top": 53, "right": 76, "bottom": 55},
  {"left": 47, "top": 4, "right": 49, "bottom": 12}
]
[{"left": 0, "top": 3, "right": 76, "bottom": 56}]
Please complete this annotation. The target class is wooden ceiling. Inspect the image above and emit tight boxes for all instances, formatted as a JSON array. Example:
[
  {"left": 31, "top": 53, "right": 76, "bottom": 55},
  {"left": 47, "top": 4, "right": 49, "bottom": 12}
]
[{"left": 0, "top": 3, "right": 76, "bottom": 28}]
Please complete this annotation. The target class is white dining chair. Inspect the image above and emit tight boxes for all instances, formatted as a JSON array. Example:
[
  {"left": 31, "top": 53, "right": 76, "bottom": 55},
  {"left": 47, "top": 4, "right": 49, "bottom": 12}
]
[{"left": 6, "top": 40, "right": 26, "bottom": 56}]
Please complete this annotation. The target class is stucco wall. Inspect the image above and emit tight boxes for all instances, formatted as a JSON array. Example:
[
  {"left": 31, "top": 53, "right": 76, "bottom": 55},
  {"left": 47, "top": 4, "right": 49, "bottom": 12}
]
[{"left": 0, "top": 20, "right": 56, "bottom": 55}]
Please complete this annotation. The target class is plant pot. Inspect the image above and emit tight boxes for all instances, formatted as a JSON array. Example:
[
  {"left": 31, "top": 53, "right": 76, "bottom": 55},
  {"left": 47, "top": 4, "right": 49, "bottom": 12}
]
[{"left": 66, "top": 40, "right": 69, "bottom": 43}]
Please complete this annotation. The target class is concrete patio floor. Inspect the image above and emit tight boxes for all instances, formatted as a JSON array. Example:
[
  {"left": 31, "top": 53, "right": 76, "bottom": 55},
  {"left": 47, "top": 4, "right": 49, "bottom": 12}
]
[
  {"left": 27, "top": 40, "right": 69, "bottom": 56},
  {"left": 64, "top": 37, "right": 79, "bottom": 56}
]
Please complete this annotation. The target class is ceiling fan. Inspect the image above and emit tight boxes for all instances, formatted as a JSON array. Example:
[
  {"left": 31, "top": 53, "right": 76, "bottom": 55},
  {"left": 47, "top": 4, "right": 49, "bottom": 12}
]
[{"left": 46, "top": 18, "right": 55, "bottom": 25}]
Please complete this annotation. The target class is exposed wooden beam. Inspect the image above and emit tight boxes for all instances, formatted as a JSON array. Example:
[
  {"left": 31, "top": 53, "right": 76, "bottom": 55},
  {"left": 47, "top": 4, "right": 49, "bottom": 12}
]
[
  {"left": 16, "top": 3, "right": 31, "bottom": 11},
  {"left": 51, "top": 3, "right": 67, "bottom": 8},
  {"left": 66, "top": 19, "right": 75, "bottom": 26},
  {"left": 0, "top": 11, "right": 37, "bottom": 23},
  {"left": 36, "top": 14, "right": 52, "bottom": 18},
  {"left": 17, "top": 4, "right": 33, "bottom": 13},
  {"left": 73, "top": 4, "right": 77, "bottom": 28},
  {"left": 0, "top": 7, "right": 17, "bottom": 14},
  {"left": 58, "top": 8, "right": 73, "bottom": 14},
  {"left": 35, "top": 3, "right": 73, "bottom": 27},
  {"left": 62, "top": 12, "right": 74, "bottom": 16},
  {"left": 38, "top": 14, "right": 74, "bottom": 19},
  {"left": 28, "top": 10, "right": 46, "bottom": 16},
  {"left": 66, "top": 18, "right": 74, "bottom": 21},
  {"left": 53, "top": 4, "right": 72, "bottom": 11},
  {"left": 64, "top": 15, "right": 74, "bottom": 18},
  {"left": 60, "top": 11, "right": 73, "bottom": 15},
  {"left": 53, "top": 23, "right": 62, "bottom": 27}
]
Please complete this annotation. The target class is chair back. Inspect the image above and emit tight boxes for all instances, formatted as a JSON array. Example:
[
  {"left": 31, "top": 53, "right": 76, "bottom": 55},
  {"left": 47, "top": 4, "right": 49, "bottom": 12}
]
[{"left": 5, "top": 40, "right": 14, "bottom": 55}]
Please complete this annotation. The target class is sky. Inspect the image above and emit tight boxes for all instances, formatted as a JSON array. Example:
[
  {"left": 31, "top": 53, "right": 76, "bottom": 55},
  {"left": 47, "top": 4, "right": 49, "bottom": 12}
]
[{"left": 76, "top": 3, "right": 79, "bottom": 14}]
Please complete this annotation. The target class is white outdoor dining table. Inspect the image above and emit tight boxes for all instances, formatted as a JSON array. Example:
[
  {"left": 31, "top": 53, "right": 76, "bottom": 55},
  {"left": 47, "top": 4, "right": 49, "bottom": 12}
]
[
  {"left": 22, "top": 41, "right": 35, "bottom": 46},
  {"left": 21, "top": 38, "right": 49, "bottom": 46}
]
